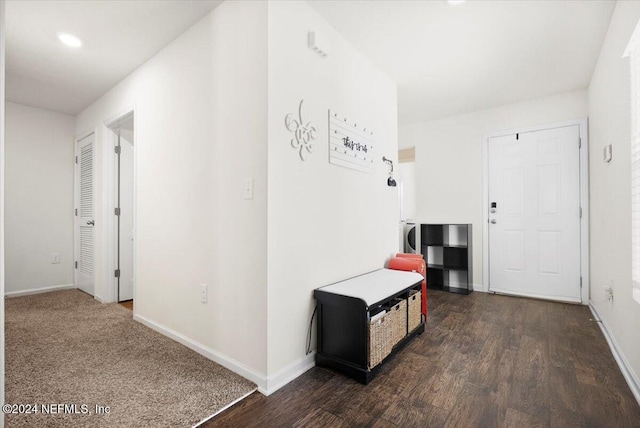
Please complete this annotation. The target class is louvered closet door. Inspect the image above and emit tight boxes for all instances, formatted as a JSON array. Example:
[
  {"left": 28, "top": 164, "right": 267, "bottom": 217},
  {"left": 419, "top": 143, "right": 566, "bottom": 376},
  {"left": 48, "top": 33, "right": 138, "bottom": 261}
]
[{"left": 75, "top": 133, "right": 95, "bottom": 296}]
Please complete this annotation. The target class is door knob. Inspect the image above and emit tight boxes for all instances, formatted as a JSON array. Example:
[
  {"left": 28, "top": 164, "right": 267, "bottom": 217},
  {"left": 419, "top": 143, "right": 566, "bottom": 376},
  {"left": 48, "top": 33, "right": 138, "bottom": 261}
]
[
  {"left": 87, "top": 220, "right": 95, "bottom": 226},
  {"left": 490, "top": 219, "right": 497, "bottom": 224}
]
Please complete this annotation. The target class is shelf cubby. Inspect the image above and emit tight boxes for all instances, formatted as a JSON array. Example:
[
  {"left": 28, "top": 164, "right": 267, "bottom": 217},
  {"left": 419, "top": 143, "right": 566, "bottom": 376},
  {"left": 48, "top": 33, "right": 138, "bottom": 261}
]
[{"left": 420, "top": 224, "right": 473, "bottom": 295}]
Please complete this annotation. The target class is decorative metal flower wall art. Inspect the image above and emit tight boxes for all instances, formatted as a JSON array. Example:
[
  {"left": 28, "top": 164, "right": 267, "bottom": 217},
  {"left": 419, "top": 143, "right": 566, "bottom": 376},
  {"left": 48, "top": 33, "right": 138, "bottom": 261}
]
[{"left": 285, "top": 99, "right": 317, "bottom": 161}]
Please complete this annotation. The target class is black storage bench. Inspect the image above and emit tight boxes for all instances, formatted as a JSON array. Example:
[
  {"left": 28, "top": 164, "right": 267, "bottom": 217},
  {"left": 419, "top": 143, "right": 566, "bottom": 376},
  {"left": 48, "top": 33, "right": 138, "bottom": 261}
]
[{"left": 314, "top": 268, "right": 425, "bottom": 384}]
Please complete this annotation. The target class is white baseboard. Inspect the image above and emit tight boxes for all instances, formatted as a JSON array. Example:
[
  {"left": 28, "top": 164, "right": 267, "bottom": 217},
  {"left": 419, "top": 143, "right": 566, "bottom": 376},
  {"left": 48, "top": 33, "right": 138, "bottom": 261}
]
[
  {"left": 262, "top": 352, "right": 316, "bottom": 396},
  {"left": 132, "top": 314, "right": 316, "bottom": 398},
  {"left": 5, "top": 283, "right": 75, "bottom": 298},
  {"left": 472, "top": 283, "right": 485, "bottom": 292},
  {"left": 589, "top": 302, "right": 640, "bottom": 405},
  {"left": 133, "top": 313, "right": 268, "bottom": 391}
]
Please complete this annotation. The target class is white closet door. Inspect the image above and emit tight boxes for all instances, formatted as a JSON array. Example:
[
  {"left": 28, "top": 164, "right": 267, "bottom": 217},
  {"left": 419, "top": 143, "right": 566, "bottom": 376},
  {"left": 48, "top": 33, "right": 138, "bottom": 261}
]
[
  {"left": 118, "top": 136, "right": 134, "bottom": 301},
  {"left": 75, "top": 133, "right": 95, "bottom": 296}
]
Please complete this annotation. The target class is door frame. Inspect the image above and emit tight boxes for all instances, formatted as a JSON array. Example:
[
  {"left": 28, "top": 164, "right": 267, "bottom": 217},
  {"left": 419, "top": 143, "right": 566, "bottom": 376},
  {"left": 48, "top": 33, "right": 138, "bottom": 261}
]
[
  {"left": 103, "top": 107, "right": 137, "bottom": 306},
  {"left": 73, "top": 128, "right": 98, "bottom": 296},
  {"left": 482, "top": 117, "right": 589, "bottom": 304}
]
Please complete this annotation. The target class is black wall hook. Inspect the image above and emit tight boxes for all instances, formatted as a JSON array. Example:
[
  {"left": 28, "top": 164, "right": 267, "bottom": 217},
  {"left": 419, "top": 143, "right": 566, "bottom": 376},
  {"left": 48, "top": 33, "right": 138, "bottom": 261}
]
[{"left": 382, "top": 156, "right": 396, "bottom": 186}]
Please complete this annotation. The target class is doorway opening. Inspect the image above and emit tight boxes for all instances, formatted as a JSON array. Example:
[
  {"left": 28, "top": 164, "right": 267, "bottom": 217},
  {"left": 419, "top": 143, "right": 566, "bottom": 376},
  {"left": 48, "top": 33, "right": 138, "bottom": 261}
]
[
  {"left": 398, "top": 146, "right": 417, "bottom": 253},
  {"left": 398, "top": 146, "right": 416, "bottom": 221},
  {"left": 106, "top": 112, "right": 135, "bottom": 306}
]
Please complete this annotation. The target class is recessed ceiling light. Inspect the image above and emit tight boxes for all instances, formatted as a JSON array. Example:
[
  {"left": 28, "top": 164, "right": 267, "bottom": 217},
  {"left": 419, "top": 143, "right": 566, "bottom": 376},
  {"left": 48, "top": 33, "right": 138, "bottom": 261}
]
[
  {"left": 447, "top": 0, "right": 466, "bottom": 5},
  {"left": 57, "top": 33, "right": 82, "bottom": 48}
]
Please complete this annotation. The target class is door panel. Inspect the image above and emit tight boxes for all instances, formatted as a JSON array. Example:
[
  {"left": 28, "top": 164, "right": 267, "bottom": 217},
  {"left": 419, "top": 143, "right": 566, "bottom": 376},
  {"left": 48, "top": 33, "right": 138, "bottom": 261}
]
[
  {"left": 503, "top": 168, "right": 523, "bottom": 215},
  {"left": 118, "top": 135, "right": 134, "bottom": 302},
  {"left": 488, "top": 126, "right": 581, "bottom": 302},
  {"left": 75, "top": 133, "right": 95, "bottom": 295},
  {"left": 504, "top": 230, "right": 524, "bottom": 272}
]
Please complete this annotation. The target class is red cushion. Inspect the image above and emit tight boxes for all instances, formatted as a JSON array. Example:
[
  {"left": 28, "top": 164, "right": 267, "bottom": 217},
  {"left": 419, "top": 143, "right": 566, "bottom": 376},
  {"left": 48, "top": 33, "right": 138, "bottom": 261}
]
[
  {"left": 395, "top": 253, "right": 423, "bottom": 260},
  {"left": 389, "top": 257, "right": 425, "bottom": 275}
]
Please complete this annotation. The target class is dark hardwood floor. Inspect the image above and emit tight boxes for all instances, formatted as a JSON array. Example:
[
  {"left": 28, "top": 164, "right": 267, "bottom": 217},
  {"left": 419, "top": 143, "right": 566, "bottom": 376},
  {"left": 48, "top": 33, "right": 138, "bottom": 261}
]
[
  {"left": 119, "top": 300, "right": 134, "bottom": 311},
  {"left": 205, "top": 290, "right": 640, "bottom": 427}
]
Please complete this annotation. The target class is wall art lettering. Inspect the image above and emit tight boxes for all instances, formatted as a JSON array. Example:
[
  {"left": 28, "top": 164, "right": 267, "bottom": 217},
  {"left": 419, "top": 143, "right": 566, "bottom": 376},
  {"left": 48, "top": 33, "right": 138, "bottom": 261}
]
[{"left": 328, "top": 110, "right": 374, "bottom": 173}]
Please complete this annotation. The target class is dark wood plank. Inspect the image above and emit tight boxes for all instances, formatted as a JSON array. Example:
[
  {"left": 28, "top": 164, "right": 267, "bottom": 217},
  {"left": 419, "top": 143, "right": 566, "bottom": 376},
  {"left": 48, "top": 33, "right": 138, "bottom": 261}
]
[
  {"left": 441, "top": 382, "right": 496, "bottom": 428},
  {"left": 292, "top": 408, "right": 347, "bottom": 428},
  {"left": 204, "top": 291, "right": 640, "bottom": 427},
  {"left": 501, "top": 408, "right": 547, "bottom": 428},
  {"left": 549, "top": 362, "right": 585, "bottom": 427},
  {"left": 508, "top": 334, "right": 550, "bottom": 420},
  {"left": 380, "top": 398, "right": 449, "bottom": 427}
]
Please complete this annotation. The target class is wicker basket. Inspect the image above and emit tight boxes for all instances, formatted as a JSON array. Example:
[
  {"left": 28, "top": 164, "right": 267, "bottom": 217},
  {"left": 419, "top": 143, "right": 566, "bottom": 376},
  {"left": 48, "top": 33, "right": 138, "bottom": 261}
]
[
  {"left": 368, "top": 312, "right": 392, "bottom": 369},
  {"left": 389, "top": 299, "right": 407, "bottom": 347},
  {"left": 408, "top": 290, "right": 422, "bottom": 332}
]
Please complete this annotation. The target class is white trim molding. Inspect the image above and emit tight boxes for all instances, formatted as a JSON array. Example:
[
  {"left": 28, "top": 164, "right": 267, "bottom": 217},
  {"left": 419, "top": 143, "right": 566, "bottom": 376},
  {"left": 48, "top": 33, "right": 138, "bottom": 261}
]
[
  {"left": 133, "top": 313, "right": 316, "bottom": 397},
  {"left": 133, "top": 313, "right": 268, "bottom": 392},
  {"left": 482, "top": 117, "right": 590, "bottom": 304},
  {"left": 589, "top": 302, "right": 640, "bottom": 405},
  {"left": 263, "top": 353, "right": 316, "bottom": 396},
  {"left": 471, "top": 283, "right": 485, "bottom": 292},
  {"left": 5, "top": 284, "right": 75, "bottom": 298}
]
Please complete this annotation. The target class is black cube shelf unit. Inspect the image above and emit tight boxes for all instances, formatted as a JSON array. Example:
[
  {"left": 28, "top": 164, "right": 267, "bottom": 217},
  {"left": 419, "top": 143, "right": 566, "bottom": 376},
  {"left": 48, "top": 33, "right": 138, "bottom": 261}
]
[{"left": 421, "top": 223, "right": 473, "bottom": 295}]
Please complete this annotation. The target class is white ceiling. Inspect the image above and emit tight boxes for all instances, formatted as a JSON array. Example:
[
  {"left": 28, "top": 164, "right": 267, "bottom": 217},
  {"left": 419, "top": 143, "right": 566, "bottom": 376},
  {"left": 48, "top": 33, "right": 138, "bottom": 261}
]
[
  {"left": 6, "top": 0, "right": 222, "bottom": 115},
  {"left": 6, "top": 0, "right": 616, "bottom": 122},
  {"left": 309, "top": 0, "right": 616, "bottom": 124}
]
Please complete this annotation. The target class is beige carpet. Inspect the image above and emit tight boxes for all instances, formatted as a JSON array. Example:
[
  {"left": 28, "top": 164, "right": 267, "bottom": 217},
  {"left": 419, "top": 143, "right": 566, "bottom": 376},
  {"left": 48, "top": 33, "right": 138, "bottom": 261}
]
[{"left": 5, "top": 289, "right": 256, "bottom": 427}]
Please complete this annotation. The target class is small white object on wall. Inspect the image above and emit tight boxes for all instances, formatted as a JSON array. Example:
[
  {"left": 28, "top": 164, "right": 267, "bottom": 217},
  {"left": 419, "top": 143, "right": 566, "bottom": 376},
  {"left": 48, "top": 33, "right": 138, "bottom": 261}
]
[
  {"left": 329, "top": 110, "right": 375, "bottom": 173},
  {"left": 603, "top": 144, "right": 612, "bottom": 163},
  {"left": 308, "top": 31, "right": 329, "bottom": 57},
  {"left": 285, "top": 100, "right": 317, "bottom": 161},
  {"left": 243, "top": 178, "right": 254, "bottom": 200}
]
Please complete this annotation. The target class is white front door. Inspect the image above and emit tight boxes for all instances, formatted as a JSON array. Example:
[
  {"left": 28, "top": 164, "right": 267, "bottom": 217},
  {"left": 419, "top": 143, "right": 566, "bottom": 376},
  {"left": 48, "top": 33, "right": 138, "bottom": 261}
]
[
  {"left": 75, "top": 133, "right": 95, "bottom": 295},
  {"left": 488, "top": 125, "right": 581, "bottom": 302}
]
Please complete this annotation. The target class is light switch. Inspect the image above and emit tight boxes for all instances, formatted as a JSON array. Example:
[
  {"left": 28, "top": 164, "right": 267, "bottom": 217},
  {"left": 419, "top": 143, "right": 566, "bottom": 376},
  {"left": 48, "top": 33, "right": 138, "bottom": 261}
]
[{"left": 243, "top": 178, "right": 254, "bottom": 200}]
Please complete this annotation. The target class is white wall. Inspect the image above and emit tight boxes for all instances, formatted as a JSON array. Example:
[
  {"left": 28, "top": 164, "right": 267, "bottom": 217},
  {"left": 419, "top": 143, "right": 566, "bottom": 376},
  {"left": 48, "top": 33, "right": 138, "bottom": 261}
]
[
  {"left": 5, "top": 102, "right": 75, "bottom": 295},
  {"left": 588, "top": 0, "right": 640, "bottom": 398},
  {"left": 266, "top": 1, "right": 399, "bottom": 380},
  {"left": 1, "top": 0, "right": 6, "bottom": 421},
  {"left": 399, "top": 89, "right": 587, "bottom": 288},
  {"left": 75, "top": 1, "right": 268, "bottom": 382}
]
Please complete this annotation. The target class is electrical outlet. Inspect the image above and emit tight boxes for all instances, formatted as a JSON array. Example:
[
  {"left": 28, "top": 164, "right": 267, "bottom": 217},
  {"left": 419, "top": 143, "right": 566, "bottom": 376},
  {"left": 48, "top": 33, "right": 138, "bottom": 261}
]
[
  {"left": 604, "top": 282, "right": 614, "bottom": 302},
  {"left": 51, "top": 253, "right": 60, "bottom": 264},
  {"left": 200, "top": 284, "right": 208, "bottom": 304}
]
